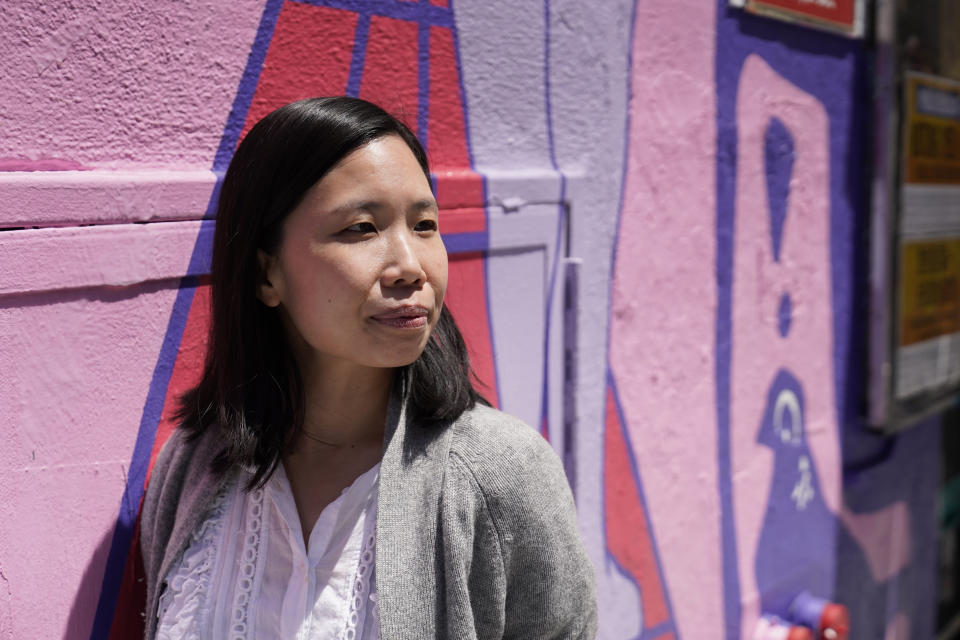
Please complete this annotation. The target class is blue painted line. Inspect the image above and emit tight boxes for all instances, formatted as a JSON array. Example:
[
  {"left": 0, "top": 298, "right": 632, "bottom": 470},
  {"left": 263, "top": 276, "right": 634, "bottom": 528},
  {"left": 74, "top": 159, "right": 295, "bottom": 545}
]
[
  {"left": 561, "top": 259, "right": 579, "bottom": 487},
  {"left": 641, "top": 621, "right": 677, "bottom": 640},
  {"left": 290, "top": 0, "right": 454, "bottom": 27},
  {"left": 599, "top": 0, "right": 638, "bottom": 602},
  {"left": 597, "top": 0, "right": 649, "bottom": 632},
  {"left": 212, "top": 0, "right": 286, "bottom": 172},
  {"left": 88, "top": 0, "right": 285, "bottom": 634},
  {"left": 713, "top": 83, "right": 741, "bottom": 640},
  {"left": 185, "top": 220, "right": 217, "bottom": 276},
  {"left": 608, "top": 373, "right": 680, "bottom": 637},
  {"left": 201, "top": 172, "right": 226, "bottom": 220},
  {"left": 543, "top": 0, "right": 560, "bottom": 170},
  {"left": 602, "top": 0, "right": 639, "bottom": 366},
  {"left": 416, "top": 21, "right": 431, "bottom": 147},
  {"left": 714, "top": 3, "right": 740, "bottom": 637},
  {"left": 538, "top": 0, "right": 567, "bottom": 446},
  {"left": 442, "top": 230, "right": 487, "bottom": 254},
  {"left": 345, "top": 12, "right": 372, "bottom": 98}
]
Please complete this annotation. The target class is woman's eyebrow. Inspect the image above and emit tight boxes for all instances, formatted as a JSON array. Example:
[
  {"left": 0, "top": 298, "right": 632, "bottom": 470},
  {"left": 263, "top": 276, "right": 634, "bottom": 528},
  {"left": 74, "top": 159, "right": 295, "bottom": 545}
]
[
  {"left": 326, "top": 198, "right": 438, "bottom": 217},
  {"left": 327, "top": 200, "right": 382, "bottom": 216},
  {"left": 410, "top": 198, "right": 439, "bottom": 213}
]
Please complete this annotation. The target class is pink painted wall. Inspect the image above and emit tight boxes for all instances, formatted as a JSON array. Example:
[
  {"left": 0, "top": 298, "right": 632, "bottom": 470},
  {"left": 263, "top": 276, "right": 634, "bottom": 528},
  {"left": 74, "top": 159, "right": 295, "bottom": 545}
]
[
  {"left": 0, "top": 1, "right": 942, "bottom": 639},
  {"left": 0, "top": 2, "right": 262, "bottom": 638}
]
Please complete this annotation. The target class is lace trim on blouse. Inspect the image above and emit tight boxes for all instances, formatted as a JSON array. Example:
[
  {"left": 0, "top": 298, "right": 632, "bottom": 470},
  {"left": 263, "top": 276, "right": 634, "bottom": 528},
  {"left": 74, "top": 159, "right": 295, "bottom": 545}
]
[
  {"left": 230, "top": 485, "right": 265, "bottom": 640},
  {"left": 344, "top": 511, "right": 377, "bottom": 639},
  {"left": 156, "top": 465, "right": 380, "bottom": 640},
  {"left": 156, "top": 481, "right": 232, "bottom": 640}
]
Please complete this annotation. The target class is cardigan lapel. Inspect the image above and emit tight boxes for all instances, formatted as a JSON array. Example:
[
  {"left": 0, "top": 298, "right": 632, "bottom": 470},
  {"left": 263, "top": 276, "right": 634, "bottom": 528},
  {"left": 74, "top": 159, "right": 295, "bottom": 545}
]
[{"left": 376, "top": 386, "right": 456, "bottom": 639}]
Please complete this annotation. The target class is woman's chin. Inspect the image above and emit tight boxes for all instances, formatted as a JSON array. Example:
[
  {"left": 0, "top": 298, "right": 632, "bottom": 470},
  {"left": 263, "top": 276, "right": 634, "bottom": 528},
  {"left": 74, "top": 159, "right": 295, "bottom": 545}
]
[{"left": 364, "top": 344, "right": 430, "bottom": 370}]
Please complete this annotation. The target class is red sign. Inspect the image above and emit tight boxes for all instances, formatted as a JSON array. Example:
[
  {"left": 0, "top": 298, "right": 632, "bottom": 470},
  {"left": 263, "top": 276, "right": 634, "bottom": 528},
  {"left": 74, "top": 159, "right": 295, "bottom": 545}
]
[{"left": 747, "top": 0, "right": 856, "bottom": 32}]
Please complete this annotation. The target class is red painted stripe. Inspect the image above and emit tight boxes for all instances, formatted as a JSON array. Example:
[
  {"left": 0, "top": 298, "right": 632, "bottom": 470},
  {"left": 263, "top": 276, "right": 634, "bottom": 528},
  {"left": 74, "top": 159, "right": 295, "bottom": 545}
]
[
  {"left": 433, "top": 170, "right": 486, "bottom": 210},
  {"left": 359, "top": 16, "right": 420, "bottom": 130},
  {"left": 429, "top": 0, "right": 450, "bottom": 7},
  {"left": 146, "top": 283, "right": 212, "bottom": 483},
  {"left": 427, "top": 26, "right": 468, "bottom": 170},
  {"left": 439, "top": 208, "right": 485, "bottom": 234},
  {"left": 444, "top": 252, "right": 499, "bottom": 407},
  {"left": 239, "top": 3, "right": 358, "bottom": 143},
  {"left": 604, "top": 384, "right": 670, "bottom": 628}
]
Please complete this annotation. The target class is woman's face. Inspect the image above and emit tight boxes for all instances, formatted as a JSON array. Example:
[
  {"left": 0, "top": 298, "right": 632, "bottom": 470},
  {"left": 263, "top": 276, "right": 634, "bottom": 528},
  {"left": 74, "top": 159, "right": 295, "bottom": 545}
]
[{"left": 257, "top": 134, "right": 448, "bottom": 373}]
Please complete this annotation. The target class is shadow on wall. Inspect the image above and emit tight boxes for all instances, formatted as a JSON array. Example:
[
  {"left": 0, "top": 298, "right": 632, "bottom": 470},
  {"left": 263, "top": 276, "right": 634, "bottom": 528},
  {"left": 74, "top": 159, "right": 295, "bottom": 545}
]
[{"left": 66, "top": 527, "right": 114, "bottom": 639}]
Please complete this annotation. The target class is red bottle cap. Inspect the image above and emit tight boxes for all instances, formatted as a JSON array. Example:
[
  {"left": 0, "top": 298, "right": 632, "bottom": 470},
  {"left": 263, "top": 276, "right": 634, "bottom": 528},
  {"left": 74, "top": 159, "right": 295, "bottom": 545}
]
[{"left": 819, "top": 603, "right": 850, "bottom": 640}]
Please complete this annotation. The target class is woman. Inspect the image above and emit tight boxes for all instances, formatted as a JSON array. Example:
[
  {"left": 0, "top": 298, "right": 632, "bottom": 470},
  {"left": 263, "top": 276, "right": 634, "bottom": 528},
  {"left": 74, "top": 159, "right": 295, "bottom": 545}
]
[{"left": 140, "top": 97, "right": 597, "bottom": 639}]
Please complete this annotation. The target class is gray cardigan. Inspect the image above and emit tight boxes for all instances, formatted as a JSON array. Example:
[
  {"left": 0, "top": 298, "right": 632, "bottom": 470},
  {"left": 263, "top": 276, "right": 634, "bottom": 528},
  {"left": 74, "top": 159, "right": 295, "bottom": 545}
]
[{"left": 140, "top": 396, "right": 598, "bottom": 639}]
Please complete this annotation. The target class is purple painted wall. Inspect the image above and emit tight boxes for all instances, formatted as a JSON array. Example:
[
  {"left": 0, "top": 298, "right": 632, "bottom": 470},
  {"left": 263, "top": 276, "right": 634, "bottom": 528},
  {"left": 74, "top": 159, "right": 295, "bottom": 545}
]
[{"left": 0, "top": 1, "right": 941, "bottom": 638}]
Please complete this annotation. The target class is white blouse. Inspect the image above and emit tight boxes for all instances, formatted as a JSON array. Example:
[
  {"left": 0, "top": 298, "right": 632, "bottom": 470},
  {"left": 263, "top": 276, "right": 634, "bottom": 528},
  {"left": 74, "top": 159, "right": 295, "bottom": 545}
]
[{"left": 156, "top": 462, "right": 381, "bottom": 640}]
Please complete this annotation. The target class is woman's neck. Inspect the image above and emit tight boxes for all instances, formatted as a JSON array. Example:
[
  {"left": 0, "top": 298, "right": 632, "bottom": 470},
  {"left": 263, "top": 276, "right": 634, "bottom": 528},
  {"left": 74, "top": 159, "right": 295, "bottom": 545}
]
[
  {"left": 283, "top": 361, "right": 392, "bottom": 547},
  {"left": 295, "top": 359, "right": 393, "bottom": 451}
]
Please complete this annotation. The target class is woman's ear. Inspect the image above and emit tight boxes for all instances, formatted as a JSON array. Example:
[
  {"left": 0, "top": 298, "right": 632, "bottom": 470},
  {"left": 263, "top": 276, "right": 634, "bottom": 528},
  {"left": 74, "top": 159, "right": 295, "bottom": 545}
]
[{"left": 256, "top": 249, "right": 282, "bottom": 308}]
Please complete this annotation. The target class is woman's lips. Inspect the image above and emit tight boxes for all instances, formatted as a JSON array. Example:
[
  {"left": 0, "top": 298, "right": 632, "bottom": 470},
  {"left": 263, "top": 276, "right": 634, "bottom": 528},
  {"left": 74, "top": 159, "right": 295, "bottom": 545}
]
[{"left": 370, "top": 305, "right": 430, "bottom": 329}]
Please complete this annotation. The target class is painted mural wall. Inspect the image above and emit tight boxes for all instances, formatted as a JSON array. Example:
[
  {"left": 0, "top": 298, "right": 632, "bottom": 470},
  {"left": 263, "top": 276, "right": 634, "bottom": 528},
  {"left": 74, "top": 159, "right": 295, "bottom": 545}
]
[{"left": 0, "top": 1, "right": 943, "bottom": 639}]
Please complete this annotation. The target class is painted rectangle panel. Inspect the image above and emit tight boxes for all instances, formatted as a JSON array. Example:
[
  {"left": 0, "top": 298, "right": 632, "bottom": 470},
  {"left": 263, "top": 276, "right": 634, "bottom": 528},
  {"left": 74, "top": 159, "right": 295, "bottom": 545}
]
[
  {"left": 0, "top": 170, "right": 216, "bottom": 228},
  {"left": 484, "top": 246, "right": 546, "bottom": 430},
  {"left": 0, "top": 221, "right": 204, "bottom": 296}
]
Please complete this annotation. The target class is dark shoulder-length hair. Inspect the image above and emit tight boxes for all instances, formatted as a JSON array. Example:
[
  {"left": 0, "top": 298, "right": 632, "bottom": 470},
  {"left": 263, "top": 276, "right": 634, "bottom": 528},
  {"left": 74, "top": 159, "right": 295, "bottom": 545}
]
[{"left": 178, "top": 97, "right": 483, "bottom": 488}]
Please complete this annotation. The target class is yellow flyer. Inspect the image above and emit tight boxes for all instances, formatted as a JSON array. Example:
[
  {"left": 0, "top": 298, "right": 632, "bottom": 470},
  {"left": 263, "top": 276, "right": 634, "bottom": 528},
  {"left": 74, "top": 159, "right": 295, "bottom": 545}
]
[
  {"left": 900, "top": 238, "right": 960, "bottom": 346},
  {"left": 903, "top": 73, "right": 960, "bottom": 185}
]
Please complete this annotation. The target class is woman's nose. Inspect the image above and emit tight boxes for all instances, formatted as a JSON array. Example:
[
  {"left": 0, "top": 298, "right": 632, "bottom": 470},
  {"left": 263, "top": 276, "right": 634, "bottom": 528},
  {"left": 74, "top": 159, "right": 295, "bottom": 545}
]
[{"left": 381, "top": 230, "right": 426, "bottom": 288}]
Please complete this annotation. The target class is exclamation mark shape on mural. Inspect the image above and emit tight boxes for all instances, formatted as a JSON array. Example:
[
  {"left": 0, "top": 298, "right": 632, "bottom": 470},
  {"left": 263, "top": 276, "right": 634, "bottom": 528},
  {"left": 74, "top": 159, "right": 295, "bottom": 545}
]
[
  {"left": 766, "top": 117, "right": 792, "bottom": 334},
  {"left": 753, "top": 117, "right": 832, "bottom": 617}
]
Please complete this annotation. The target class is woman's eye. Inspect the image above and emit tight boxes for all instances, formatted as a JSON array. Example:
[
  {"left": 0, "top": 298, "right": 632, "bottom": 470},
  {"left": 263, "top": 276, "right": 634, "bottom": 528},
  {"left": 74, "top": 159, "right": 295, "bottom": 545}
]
[
  {"left": 414, "top": 219, "right": 438, "bottom": 232},
  {"left": 344, "top": 222, "right": 377, "bottom": 234}
]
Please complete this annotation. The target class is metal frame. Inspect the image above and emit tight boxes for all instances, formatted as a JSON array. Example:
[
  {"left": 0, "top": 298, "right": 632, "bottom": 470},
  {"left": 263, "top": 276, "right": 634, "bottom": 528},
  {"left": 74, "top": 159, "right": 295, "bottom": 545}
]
[
  {"left": 729, "top": 0, "right": 866, "bottom": 38},
  {"left": 868, "top": 1, "right": 960, "bottom": 431}
]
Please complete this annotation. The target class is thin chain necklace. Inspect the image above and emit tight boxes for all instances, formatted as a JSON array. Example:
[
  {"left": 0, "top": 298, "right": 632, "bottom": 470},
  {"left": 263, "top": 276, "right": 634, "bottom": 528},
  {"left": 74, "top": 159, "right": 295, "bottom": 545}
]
[{"left": 299, "top": 428, "right": 358, "bottom": 448}]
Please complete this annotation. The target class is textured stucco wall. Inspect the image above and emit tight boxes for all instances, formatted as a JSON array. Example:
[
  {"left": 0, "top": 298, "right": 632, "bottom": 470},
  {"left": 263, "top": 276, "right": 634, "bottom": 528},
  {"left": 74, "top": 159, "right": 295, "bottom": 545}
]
[{"left": 0, "top": 1, "right": 942, "bottom": 639}]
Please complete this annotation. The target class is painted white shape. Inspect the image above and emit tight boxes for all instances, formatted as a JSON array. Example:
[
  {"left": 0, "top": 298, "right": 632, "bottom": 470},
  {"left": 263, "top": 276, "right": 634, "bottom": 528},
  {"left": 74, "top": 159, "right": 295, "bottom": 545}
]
[
  {"left": 485, "top": 245, "right": 546, "bottom": 429},
  {"left": 487, "top": 202, "right": 563, "bottom": 433}
]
